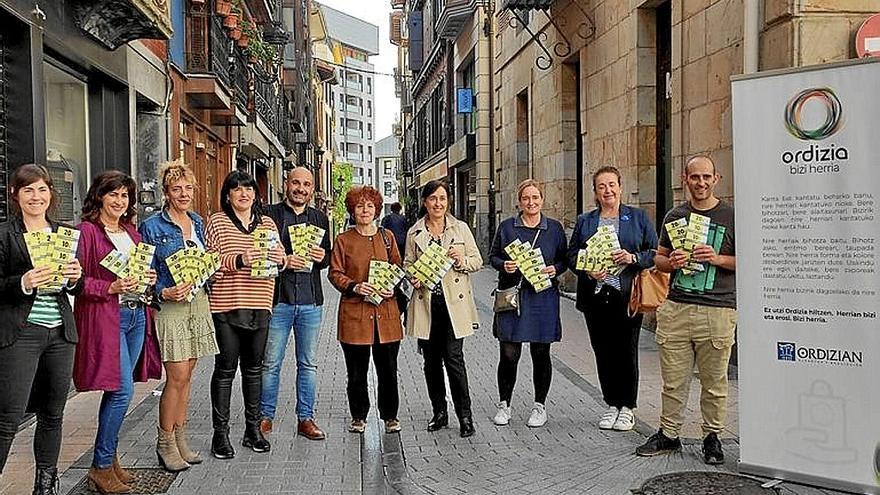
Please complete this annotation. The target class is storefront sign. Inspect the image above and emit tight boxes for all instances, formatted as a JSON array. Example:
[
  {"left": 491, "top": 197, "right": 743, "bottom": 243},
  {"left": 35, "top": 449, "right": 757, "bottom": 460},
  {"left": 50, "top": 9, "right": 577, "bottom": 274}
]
[{"left": 733, "top": 59, "right": 880, "bottom": 494}]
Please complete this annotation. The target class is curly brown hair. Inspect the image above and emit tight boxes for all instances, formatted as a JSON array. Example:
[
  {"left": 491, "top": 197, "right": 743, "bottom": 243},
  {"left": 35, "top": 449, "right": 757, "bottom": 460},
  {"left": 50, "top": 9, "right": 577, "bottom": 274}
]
[
  {"left": 81, "top": 170, "right": 138, "bottom": 225},
  {"left": 344, "top": 186, "right": 383, "bottom": 220}
]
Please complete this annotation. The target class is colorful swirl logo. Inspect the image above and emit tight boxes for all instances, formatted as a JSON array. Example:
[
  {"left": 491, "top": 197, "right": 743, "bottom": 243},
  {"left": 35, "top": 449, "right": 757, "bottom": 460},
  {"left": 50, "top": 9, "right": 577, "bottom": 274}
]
[{"left": 784, "top": 88, "right": 843, "bottom": 141}]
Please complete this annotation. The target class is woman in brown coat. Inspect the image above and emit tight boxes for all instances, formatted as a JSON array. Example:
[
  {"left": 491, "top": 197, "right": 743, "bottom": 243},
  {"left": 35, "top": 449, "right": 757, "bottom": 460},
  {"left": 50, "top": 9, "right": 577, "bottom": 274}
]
[{"left": 328, "top": 186, "right": 403, "bottom": 434}]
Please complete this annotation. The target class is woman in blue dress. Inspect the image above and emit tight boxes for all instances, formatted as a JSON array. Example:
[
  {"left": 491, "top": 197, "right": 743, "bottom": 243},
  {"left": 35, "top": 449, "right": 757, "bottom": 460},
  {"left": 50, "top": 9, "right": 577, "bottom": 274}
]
[{"left": 488, "top": 179, "right": 568, "bottom": 428}]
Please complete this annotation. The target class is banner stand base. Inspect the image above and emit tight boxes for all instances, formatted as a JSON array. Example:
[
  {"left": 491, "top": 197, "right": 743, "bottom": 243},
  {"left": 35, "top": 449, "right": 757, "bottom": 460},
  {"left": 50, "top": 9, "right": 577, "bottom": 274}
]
[{"left": 738, "top": 462, "right": 879, "bottom": 495}]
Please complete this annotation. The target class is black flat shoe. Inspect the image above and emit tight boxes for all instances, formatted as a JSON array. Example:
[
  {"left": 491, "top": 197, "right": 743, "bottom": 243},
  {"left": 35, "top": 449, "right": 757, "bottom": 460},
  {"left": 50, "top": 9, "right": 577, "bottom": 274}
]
[
  {"left": 211, "top": 430, "right": 235, "bottom": 459},
  {"left": 459, "top": 416, "right": 475, "bottom": 438},
  {"left": 427, "top": 411, "right": 448, "bottom": 432}
]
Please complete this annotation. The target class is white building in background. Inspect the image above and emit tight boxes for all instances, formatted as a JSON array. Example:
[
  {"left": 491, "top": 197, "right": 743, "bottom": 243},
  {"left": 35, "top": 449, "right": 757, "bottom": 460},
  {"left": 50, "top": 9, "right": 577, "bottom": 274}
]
[
  {"left": 316, "top": 2, "right": 379, "bottom": 187},
  {"left": 374, "top": 134, "right": 400, "bottom": 215}
]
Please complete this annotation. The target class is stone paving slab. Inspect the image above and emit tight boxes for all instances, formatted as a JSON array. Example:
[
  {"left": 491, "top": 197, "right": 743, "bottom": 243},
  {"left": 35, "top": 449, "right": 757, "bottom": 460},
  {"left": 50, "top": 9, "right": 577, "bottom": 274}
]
[{"left": 44, "top": 269, "right": 848, "bottom": 494}]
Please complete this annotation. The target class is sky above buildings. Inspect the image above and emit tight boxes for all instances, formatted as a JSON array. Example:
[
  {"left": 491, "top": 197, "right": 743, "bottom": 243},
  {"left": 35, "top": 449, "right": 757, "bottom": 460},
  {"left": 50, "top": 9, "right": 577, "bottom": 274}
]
[{"left": 318, "top": 0, "right": 398, "bottom": 141}]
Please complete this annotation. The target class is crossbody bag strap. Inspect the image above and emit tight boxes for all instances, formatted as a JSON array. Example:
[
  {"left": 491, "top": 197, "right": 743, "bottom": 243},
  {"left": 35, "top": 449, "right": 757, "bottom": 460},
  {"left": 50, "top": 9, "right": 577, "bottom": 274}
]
[{"left": 378, "top": 227, "right": 393, "bottom": 261}]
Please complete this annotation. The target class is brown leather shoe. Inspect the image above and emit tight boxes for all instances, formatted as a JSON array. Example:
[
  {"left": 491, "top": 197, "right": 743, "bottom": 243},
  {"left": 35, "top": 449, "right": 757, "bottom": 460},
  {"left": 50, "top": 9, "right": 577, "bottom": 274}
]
[
  {"left": 259, "top": 418, "right": 273, "bottom": 434},
  {"left": 297, "top": 419, "right": 326, "bottom": 440}
]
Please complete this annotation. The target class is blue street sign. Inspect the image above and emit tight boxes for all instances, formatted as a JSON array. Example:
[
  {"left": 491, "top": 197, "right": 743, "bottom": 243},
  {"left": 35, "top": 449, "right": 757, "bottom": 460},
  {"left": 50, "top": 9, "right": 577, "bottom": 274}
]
[{"left": 457, "top": 88, "right": 474, "bottom": 114}]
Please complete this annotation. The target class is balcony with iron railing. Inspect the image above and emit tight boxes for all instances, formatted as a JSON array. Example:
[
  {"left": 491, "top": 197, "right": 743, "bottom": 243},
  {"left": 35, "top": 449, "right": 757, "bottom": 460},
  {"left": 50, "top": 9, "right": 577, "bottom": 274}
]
[
  {"left": 254, "top": 77, "right": 279, "bottom": 135},
  {"left": 233, "top": 49, "right": 250, "bottom": 110},
  {"left": 186, "top": 12, "right": 234, "bottom": 88},
  {"left": 437, "top": 0, "right": 485, "bottom": 39}
]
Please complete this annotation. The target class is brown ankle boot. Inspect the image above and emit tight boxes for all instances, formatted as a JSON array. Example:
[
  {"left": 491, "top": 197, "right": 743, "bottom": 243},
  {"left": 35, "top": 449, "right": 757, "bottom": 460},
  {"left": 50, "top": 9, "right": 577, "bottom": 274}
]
[
  {"left": 174, "top": 422, "right": 203, "bottom": 464},
  {"left": 87, "top": 466, "right": 131, "bottom": 494},
  {"left": 112, "top": 455, "right": 135, "bottom": 484},
  {"left": 156, "top": 426, "right": 190, "bottom": 472}
]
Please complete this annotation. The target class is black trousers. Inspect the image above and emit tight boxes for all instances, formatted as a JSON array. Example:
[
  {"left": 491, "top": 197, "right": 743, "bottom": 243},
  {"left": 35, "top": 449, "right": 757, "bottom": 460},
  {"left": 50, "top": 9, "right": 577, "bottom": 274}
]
[
  {"left": 418, "top": 296, "right": 472, "bottom": 421},
  {"left": 211, "top": 311, "right": 269, "bottom": 432},
  {"left": 581, "top": 285, "right": 643, "bottom": 409},
  {"left": 0, "top": 324, "right": 74, "bottom": 472},
  {"left": 340, "top": 331, "right": 400, "bottom": 421},
  {"left": 497, "top": 341, "right": 552, "bottom": 405}
]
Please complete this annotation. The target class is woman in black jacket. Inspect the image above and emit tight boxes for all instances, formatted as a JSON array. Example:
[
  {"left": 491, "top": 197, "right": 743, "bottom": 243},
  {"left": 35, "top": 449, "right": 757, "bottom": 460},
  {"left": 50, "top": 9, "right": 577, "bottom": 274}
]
[{"left": 0, "top": 164, "right": 83, "bottom": 494}]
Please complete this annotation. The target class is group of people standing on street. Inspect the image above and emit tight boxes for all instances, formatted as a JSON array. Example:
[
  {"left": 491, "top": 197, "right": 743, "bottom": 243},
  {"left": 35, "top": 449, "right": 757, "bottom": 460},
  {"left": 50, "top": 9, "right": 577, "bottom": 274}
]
[{"left": 0, "top": 152, "right": 736, "bottom": 495}]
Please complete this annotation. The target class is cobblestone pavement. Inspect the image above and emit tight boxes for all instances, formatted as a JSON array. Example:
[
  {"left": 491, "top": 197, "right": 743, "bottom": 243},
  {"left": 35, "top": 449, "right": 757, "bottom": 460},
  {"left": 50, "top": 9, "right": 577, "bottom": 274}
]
[{"left": 12, "top": 268, "right": 841, "bottom": 494}]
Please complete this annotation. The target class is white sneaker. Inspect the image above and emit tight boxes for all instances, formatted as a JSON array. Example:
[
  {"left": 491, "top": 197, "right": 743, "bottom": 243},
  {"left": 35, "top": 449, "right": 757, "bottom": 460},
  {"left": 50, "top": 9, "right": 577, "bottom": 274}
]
[
  {"left": 612, "top": 407, "right": 635, "bottom": 431},
  {"left": 598, "top": 406, "right": 620, "bottom": 430},
  {"left": 493, "top": 401, "right": 511, "bottom": 426},
  {"left": 526, "top": 402, "right": 547, "bottom": 428}
]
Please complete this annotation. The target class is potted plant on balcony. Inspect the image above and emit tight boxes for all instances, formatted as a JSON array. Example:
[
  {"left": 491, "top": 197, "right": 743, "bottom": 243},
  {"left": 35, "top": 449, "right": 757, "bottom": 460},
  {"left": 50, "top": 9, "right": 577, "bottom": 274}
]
[
  {"left": 239, "top": 20, "right": 257, "bottom": 49},
  {"left": 215, "top": 0, "right": 231, "bottom": 16},
  {"left": 223, "top": 4, "right": 240, "bottom": 29},
  {"left": 229, "top": 26, "right": 242, "bottom": 41}
]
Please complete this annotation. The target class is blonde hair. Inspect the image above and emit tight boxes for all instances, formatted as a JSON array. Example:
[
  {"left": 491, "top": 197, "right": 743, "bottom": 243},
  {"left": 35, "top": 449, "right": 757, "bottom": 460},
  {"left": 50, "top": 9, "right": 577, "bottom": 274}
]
[
  {"left": 517, "top": 179, "right": 543, "bottom": 200},
  {"left": 159, "top": 158, "right": 197, "bottom": 193}
]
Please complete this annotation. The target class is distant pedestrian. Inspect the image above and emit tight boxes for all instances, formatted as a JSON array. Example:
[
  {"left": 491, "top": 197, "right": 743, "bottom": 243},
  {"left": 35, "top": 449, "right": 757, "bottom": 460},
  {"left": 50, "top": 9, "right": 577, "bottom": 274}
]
[
  {"left": 75, "top": 171, "right": 161, "bottom": 493},
  {"left": 205, "top": 170, "right": 284, "bottom": 459},
  {"left": 488, "top": 179, "right": 568, "bottom": 428},
  {"left": 328, "top": 186, "right": 404, "bottom": 435},
  {"left": 260, "top": 167, "right": 331, "bottom": 441},
  {"left": 139, "top": 160, "right": 218, "bottom": 472},
  {"left": 635, "top": 155, "right": 736, "bottom": 465},
  {"left": 381, "top": 202, "right": 408, "bottom": 257},
  {"left": 568, "top": 166, "right": 658, "bottom": 432},
  {"left": 404, "top": 180, "right": 481, "bottom": 438},
  {"left": 0, "top": 165, "right": 83, "bottom": 494}
]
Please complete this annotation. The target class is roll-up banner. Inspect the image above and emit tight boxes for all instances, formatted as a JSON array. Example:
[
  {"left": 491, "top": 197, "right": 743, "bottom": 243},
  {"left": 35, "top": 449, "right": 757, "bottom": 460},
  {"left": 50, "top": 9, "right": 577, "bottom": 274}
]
[{"left": 732, "top": 58, "right": 880, "bottom": 494}]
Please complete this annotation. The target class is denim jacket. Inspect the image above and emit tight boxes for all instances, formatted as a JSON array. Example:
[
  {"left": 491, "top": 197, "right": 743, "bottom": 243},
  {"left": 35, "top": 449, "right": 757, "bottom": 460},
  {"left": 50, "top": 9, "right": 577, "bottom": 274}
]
[{"left": 138, "top": 209, "right": 207, "bottom": 301}]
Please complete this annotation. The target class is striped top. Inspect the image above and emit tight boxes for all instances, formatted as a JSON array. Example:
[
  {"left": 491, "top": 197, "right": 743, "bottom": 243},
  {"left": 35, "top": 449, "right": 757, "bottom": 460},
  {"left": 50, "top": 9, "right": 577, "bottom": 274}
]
[
  {"left": 205, "top": 211, "right": 278, "bottom": 313},
  {"left": 26, "top": 227, "right": 63, "bottom": 328}
]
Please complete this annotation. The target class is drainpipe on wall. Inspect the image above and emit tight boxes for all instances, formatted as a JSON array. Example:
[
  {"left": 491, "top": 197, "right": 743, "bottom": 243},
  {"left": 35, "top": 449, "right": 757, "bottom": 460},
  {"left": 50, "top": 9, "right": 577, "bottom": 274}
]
[{"left": 743, "top": 0, "right": 760, "bottom": 74}]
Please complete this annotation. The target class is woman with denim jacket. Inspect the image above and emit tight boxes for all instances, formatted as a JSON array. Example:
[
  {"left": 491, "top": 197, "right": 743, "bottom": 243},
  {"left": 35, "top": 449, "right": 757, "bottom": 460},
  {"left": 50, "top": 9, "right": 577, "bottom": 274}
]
[
  {"left": 139, "top": 160, "right": 218, "bottom": 472},
  {"left": 567, "top": 166, "right": 658, "bottom": 432}
]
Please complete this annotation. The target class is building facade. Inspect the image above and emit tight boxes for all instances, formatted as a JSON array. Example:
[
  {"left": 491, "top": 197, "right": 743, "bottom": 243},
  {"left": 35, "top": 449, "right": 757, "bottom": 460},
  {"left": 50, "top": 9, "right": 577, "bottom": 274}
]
[
  {"left": 397, "top": 0, "right": 495, "bottom": 254},
  {"left": 492, "top": 0, "right": 878, "bottom": 230},
  {"left": 309, "top": 0, "right": 340, "bottom": 211},
  {"left": 374, "top": 134, "right": 400, "bottom": 215},
  {"left": 317, "top": 3, "right": 379, "bottom": 187},
  {"left": 0, "top": 0, "right": 172, "bottom": 223}
]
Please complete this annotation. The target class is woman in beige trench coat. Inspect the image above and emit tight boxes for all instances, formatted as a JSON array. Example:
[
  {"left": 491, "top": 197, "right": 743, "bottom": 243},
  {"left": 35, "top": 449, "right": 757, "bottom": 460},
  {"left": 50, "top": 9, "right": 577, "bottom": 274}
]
[{"left": 404, "top": 179, "right": 482, "bottom": 437}]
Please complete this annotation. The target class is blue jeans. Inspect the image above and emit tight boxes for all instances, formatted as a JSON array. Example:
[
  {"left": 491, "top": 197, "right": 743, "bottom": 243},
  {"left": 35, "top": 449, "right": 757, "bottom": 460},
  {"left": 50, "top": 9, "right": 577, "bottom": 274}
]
[
  {"left": 260, "top": 303, "right": 322, "bottom": 421},
  {"left": 93, "top": 307, "right": 145, "bottom": 468}
]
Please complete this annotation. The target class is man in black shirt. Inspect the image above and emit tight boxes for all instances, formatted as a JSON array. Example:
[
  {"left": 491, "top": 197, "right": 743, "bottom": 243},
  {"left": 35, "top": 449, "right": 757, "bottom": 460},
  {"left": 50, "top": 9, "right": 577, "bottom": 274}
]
[
  {"left": 260, "top": 167, "right": 331, "bottom": 440},
  {"left": 635, "top": 155, "right": 737, "bottom": 465}
]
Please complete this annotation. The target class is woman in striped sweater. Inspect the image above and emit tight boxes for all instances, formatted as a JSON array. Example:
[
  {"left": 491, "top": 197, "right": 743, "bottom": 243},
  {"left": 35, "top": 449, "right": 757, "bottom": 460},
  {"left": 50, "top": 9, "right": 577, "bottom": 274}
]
[
  {"left": 0, "top": 164, "right": 83, "bottom": 495},
  {"left": 205, "top": 170, "right": 284, "bottom": 460}
]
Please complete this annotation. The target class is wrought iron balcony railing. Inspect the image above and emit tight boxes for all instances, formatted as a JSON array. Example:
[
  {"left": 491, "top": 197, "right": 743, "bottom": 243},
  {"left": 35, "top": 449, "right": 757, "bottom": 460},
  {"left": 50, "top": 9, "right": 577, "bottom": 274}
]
[
  {"left": 186, "top": 10, "right": 233, "bottom": 89},
  {"left": 254, "top": 78, "right": 279, "bottom": 135}
]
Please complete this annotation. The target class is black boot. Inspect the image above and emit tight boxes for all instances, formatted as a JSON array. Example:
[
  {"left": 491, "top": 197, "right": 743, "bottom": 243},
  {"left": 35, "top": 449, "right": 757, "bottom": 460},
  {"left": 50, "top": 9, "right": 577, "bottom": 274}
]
[
  {"left": 32, "top": 466, "right": 59, "bottom": 495},
  {"left": 241, "top": 360, "right": 270, "bottom": 453},
  {"left": 211, "top": 429, "right": 235, "bottom": 459},
  {"left": 426, "top": 410, "right": 448, "bottom": 432},
  {"left": 459, "top": 416, "right": 475, "bottom": 438},
  {"left": 242, "top": 423, "right": 271, "bottom": 453}
]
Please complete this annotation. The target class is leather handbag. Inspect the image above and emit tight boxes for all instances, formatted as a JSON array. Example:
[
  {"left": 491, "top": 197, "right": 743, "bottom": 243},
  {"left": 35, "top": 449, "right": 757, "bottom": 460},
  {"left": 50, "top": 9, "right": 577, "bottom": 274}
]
[
  {"left": 493, "top": 230, "right": 541, "bottom": 315},
  {"left": 492, "top": 285, "right": 521, "bottom": 315},
  {"left": 628, "top": 267, "right": 670, "bottom": 317}
]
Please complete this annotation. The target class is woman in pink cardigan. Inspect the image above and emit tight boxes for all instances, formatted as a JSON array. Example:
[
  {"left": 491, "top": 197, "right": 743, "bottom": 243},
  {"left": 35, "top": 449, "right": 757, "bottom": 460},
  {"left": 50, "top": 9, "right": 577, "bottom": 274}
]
[{"left": 74, "top": 171, "right": 161, "bottom": 493}]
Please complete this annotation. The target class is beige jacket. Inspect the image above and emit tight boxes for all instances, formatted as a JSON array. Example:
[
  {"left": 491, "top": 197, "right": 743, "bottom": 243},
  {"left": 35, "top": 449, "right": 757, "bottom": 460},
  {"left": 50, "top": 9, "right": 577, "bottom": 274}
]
[{"left": 404, "top": 214, "right": 482, "bottom": 339}]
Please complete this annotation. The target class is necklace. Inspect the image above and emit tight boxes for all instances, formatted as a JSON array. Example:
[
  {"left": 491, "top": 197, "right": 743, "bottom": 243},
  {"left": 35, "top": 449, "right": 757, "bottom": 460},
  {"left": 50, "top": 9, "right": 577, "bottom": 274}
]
[{"left": 105, "top": 225, "right": 124, "bottom": 233}]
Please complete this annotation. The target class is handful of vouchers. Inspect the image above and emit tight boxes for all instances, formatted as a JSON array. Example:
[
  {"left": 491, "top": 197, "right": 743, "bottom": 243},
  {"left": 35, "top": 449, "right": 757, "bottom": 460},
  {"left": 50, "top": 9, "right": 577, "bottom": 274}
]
[
  {"left": 166, "top": 247, "right": 221, "bottom": 302},
  {"left": 575, "top": 225, "right": 625, "bottom": 276},
  {"left": 365, "top": 260, "right": 406, "bottom": 306},
  {"left": 405, "top": 242, "right": 455, "bottom": 292},
  {"left": 504, "top": 239, "right": 552, "bottom": 293},
  {"left": 251, "top": 228, "right": 280, "bottom": 279},
  {"left": 665, "top": 212, "right": 710, "bottom": 274},
  {"left": 287, "top": 223, "right": 325, "bottom": 272},
  {"left": 99, "top": 242, "right": 156, "bottom": 294},
  {"left": 24, "top": 226, "right": 81, "bottom": 294}
]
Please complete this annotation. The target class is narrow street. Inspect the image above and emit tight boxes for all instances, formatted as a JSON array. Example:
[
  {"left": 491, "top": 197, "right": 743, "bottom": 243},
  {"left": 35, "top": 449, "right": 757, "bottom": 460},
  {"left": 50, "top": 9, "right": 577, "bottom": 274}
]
[{"left": 2, "top": 270, "right": 842, "bottom": 494}]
